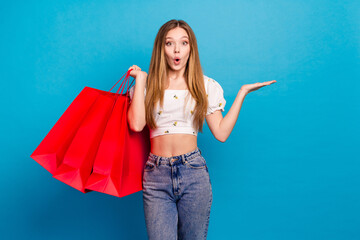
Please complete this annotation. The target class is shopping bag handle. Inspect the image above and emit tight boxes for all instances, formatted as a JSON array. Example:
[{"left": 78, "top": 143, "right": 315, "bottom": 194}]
[{"left": 107, "top": 69, "right": 135, "bottom": 96}]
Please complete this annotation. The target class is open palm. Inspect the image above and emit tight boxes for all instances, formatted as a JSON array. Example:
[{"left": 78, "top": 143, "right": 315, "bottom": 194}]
[{"left": 241, "top": 80, "right": 277, "bottom": 94}]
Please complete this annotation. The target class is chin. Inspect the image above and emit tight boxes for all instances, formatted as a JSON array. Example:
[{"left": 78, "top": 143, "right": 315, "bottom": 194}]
[{"left": 170, "top": 65, "right": 184, "bottom": 71}]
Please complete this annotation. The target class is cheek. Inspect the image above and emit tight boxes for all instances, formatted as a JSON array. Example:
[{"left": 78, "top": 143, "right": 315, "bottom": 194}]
[
  {"left": 184, "top": 50, "right": 190, "bottom": 61},
  {"left": 164, "top": 48, "right": 171, "bottom": 59},
  {"left": 184, "top": 47, "right": 190, "bottom": 57}
]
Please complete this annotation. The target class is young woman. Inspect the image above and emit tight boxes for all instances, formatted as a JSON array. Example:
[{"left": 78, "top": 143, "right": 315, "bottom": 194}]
[{"left": 127, "top": 19, "right": 276, "bottom": 240}]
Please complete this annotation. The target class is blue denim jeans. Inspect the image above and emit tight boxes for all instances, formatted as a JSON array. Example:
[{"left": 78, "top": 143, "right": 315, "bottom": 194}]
[{"left": 142, "top": 147, "right": 213, "bottom": 240}]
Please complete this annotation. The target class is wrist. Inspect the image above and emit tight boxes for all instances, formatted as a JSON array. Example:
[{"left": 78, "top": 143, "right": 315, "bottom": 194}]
[
  {"left": 239, "top": 88, "right": 248, "bottom": 96},
  {"left": 136, "top": 72, "right": 148, "bottom": 85},
  {"left": 139, "top": 71, "right": 148, "bottom": 79}
]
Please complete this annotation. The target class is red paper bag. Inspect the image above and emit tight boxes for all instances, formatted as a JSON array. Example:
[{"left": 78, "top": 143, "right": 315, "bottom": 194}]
[
  {"left": 30, "top": 87, "right": 100, "bottom": 175},
  {"left": 84, "top": 89, "right": 150, "bottom": 197},
  {"left": 30, "top": 70, "right": 150, "bottom": 197}
]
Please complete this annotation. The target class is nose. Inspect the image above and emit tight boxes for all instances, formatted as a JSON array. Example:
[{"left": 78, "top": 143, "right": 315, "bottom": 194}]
[{"left": 174, "top": 44, "right": 180, "bottom": 53}]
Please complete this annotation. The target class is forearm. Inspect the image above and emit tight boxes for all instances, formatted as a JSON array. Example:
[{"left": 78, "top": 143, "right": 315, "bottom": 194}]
[
  {"left": 218, "top": 89, "right": 247, "bottom": 142},
  {"left": 127, "top": 75, "right": 147, "bottom": 132}
]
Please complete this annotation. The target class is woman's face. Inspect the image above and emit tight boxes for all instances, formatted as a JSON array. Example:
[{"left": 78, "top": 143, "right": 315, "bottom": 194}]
[{"left": 164, "top": 27, "right": 190, "bottom": 72}]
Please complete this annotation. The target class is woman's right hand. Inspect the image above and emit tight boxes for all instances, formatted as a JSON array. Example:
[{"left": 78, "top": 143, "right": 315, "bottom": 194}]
[{"left": 128, "top": 65, "right": 148, "bottom": 80}]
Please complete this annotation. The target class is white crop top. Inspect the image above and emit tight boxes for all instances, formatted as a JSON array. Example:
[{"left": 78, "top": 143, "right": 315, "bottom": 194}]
[{"left": 128, "top": 75, "right": 226, "bottom": 138}]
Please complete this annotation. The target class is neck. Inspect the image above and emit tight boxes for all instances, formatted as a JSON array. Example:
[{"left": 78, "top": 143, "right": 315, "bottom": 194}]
[{"left": 167, "top": 67, "right": 186, "bottom": 81}]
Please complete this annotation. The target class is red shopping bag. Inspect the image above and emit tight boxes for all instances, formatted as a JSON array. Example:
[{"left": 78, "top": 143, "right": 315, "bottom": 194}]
[
  {"left": 30, "top": 70, "right": 150, "bottom": 197},
  {"left": 84, "top": 83, "right": 150, "bottom": 197},
  {"left": 29, "top": 87, "right": 100, "bottom": 175}
]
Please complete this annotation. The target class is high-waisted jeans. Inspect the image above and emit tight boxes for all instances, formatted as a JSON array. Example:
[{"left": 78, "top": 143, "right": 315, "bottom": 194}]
[{"left": 142, "top": 147, "right": 213, "bottom": 240}]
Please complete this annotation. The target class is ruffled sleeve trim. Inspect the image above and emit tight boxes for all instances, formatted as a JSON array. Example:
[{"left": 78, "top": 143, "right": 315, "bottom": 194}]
[
  {"left": 204, "top": 75, "right": 226, "bottom": 115},
  {"left": 128, "top": 85, "right": 146, "bottom": 102}
]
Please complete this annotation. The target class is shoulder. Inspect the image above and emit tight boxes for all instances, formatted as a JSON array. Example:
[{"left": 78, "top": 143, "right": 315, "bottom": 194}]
[{"left": 203, "top": 74, "right": 224, "bottom": 93}]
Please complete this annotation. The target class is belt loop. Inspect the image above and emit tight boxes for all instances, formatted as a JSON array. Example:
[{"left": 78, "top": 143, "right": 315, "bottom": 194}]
[
  {"left": 181, "top": 154, "right": 187, "bottom": 164},
  {"left": 169, "top": 157, "right": 173, "bottom": 166},
  {"left": 155, "top": 156, "right": 160, "bottom": 166}
]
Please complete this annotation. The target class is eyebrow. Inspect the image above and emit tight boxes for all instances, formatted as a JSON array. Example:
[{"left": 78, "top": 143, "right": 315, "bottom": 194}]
[{"left": 165, "top": 36, "right": 189, "bottom": 39}]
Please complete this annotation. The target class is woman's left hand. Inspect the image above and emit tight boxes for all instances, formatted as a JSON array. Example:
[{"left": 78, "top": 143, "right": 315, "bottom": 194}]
[{"left": 240, "top": 80, "right": 277, "bottom": 95}]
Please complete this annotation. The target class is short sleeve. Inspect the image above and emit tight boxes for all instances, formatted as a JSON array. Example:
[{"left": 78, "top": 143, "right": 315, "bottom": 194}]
[
  {"left": 128, "top": 85, "right": 146, "bottom": 103},
  {"left": 205, "top": 76, "right": 226, "bottom": 115}
]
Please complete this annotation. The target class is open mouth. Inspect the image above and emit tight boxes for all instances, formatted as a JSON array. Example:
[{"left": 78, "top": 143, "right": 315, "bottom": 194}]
[{"left": 174, "top": 58, "right": 180, "bottom": 64}]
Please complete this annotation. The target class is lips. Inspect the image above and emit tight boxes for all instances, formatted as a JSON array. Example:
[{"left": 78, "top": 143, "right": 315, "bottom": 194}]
[{"left": 173, "top": 57, "right": 181, "bottom": 65}]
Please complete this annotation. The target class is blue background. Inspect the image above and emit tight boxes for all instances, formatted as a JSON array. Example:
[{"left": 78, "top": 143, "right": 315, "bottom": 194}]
[{"left": 1, "top": 0, "right": 359, "bottom": 239}]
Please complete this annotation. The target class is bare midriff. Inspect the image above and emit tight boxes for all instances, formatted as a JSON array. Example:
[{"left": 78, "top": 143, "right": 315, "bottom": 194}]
[{"left": 150, "top": 134, "right": 198, "bottom": 158}]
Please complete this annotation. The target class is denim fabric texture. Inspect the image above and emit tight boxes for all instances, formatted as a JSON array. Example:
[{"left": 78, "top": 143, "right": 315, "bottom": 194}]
[{"left": 142, "top": 147, "right": 213, "bottom": 240}]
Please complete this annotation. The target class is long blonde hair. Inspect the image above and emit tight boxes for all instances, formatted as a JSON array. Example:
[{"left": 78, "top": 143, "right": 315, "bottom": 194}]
[{"left": 145, "top": 19, "right": 208, "bottom": 132}]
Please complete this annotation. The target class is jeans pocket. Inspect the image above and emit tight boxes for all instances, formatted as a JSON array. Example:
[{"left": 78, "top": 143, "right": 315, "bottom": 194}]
[
  {"left": 144, "top": 161, "right": 156, "bottom": 172},
  {"left": 187, "top": 156, "right": 206, "bottom": 169}
]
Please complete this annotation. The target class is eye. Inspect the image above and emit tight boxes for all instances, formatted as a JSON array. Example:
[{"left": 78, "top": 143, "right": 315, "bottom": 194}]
[
  {"left": 166, "top": 42, "right": 172, "bottom": 46},
  {"left": 183, "top": 41, "right": 188, "bottom": 45}
]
